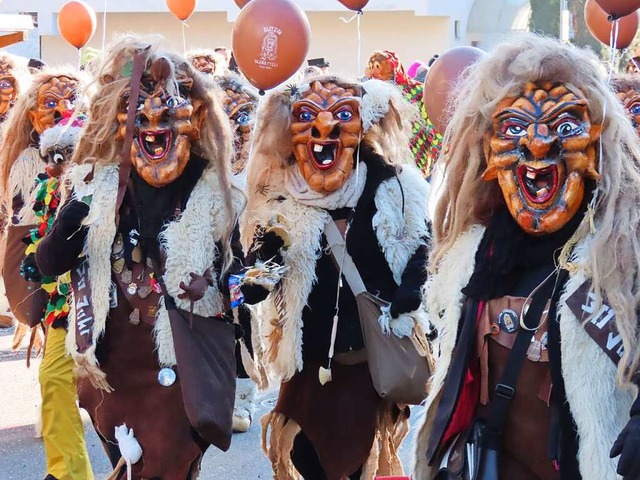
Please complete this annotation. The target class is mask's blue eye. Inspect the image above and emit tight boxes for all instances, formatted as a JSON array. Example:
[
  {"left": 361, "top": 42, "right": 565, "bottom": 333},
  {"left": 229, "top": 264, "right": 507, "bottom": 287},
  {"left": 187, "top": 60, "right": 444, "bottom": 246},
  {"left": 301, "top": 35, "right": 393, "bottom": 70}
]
[
  {"left": 44, "top": 99, "right": 57, "bottom": 109},
  {"left": 336, "top": 110, "right": 353, "bottom": 121},
  {"left": 298, "top": 110, "right": 313, "bottom": 122},
  {"left": 556, "top": 119, "right": 582, "bottom": 137},
  {"left": 235, "top": 111, "right": 250, "bottom": 126},
  {"left": 0, "top": 80, "right": 11, "bottom": 89},
  {"left": 630, "top": 103, "right": 640, "bottom": 115},
  {"left": 166, "top": 96, "right": 187, "bottom": 109}
]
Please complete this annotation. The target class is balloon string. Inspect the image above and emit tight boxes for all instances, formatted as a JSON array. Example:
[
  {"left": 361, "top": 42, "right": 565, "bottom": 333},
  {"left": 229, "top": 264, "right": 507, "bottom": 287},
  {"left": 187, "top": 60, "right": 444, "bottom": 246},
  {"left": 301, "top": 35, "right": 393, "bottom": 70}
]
[
  {"left": 339, "top": 11, "right": 364, "bottom": 76},
  {"left": 181, "top": 21, "right": 187, "bottom": 55},
  {"left": 102, "top": 0, "right": 108, "bottom": 52},
  {"left": 608, "top": 19, "right": 620, "bottom": 80},
  {"left": 357, "top": 12, "right": 362, "bottom": 76},
  {"left": 77, "top": 47, "right": 82, "bottom": 70},
  {"left": 241, "top": 95, "right": 264, "bottom": 191}
]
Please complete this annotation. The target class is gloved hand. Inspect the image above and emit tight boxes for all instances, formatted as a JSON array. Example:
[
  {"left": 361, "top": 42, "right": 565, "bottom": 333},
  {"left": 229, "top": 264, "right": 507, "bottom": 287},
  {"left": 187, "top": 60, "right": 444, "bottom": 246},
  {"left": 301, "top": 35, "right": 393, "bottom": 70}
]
[
  {"left": 178, "top": 268, "right": 214, "bottom": 302},
  {"left": 389, "top": 286, "right": 423, "bottom": 319},
  {"left": 56, "top": 200, "right": 90, "bottom": 239},
  {"left": 247, "top": 231, "right": 285, "bottom": 265},
  {"left": 240, "top": 283, "right": 270, "bottom": 305},
  {"left": 611, "top": 410, "right": 640, "bottom": 479}
]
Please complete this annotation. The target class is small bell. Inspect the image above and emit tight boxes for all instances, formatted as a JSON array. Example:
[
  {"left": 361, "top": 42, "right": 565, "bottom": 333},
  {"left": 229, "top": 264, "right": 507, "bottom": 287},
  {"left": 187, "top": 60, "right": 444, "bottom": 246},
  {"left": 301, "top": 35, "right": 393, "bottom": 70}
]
[{"left": 318, "top": 366, "right": 332, "bottom": 385}]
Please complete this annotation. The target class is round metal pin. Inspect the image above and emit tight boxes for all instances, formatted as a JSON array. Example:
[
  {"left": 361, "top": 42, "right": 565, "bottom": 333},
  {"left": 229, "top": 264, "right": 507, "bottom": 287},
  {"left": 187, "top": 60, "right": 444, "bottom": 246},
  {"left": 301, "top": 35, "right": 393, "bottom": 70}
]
[
  {"left": 497, "top": 308, "right": 519, "bottom": 333},
  {"left": 158, "top": 368, "right": 176, "bottom": 387}
]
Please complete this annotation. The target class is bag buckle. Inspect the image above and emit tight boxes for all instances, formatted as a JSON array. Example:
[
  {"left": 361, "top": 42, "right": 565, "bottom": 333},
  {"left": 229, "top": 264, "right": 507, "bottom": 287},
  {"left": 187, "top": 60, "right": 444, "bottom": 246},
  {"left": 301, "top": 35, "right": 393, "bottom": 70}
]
[{"left": 495, "top": 383, "right": 515, "bottom": 399}]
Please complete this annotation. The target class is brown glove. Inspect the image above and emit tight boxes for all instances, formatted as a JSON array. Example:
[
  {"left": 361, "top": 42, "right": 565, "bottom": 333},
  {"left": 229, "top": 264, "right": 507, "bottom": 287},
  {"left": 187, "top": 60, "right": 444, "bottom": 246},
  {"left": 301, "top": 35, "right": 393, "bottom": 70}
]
[{"left": 178, "top": 268, "right": 214, "bottom": 302}]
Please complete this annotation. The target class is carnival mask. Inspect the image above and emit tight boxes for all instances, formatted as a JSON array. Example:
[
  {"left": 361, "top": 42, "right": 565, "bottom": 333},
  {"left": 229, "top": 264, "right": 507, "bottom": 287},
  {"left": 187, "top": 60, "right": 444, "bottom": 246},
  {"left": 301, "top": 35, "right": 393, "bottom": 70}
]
[
  {"left": 366, "top": 52, "right": 394, "bottom": 82},
  {"left": 0, "top": 60, "right": 17, "bottom": 120},
  {"left": 616, "top": 87, "right": 640, "bottom": 137},
  {"left": 222, "top": 87, "right": 255, "bottom": 174},
  {"left": 483, "top": 81, "right": 601, "bottom": 235},
  {"left": 42, "top": 145, "right": 74, "bottom": 178},
  {"left": 291, "top": 80, "right": 361, "bottom": 194},
  {"left": 27, "top": 76, "right": 78, "bottom": 135},
  {"left": 190, "top": 55, "right": 220, "bottom": 76},
  {"left": 116, "top": 58, "right": 204, "bottom": 188}
]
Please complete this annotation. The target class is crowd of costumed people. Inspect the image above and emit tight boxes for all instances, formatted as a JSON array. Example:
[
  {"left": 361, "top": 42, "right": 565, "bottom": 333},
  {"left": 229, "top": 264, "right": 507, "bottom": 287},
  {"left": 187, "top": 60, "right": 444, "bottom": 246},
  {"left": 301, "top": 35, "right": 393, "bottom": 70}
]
[{"left": 2, "top": 0, "right": 640, "bottom": 479}]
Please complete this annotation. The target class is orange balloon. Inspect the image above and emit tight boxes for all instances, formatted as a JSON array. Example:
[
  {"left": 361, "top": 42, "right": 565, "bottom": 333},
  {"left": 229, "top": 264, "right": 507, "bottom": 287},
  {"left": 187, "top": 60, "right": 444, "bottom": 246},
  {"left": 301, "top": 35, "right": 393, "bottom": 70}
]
[
  {"left": 57, "top": 1, "right": 97, "bottom": 49},
  {"left": 423, "top": 46, "right": 485, "bottom": 134},
  {"left": 232, "top": 0, "right": 311, "bottom": 92},
  {"left": 166, "top": 0, "right": 197, "bottom": 21},
  {"left": 594, "top": 0, "right": 640, "bottom": 19},
  {"left": 585, "top": 0, "right": 639, "bottom": 49},
  {"left": 234, "top": 0, "right": 251, "bottom": 8},
  {"left": 338, "top": 0, "right": 370, "bottom": 10}
]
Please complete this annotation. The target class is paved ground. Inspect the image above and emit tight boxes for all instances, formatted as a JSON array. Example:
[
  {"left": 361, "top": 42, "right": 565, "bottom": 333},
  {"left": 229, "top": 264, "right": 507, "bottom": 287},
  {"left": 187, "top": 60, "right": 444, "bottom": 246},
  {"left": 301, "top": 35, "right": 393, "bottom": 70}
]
[{"left": 0, "top": 324, "right": 421, "bottom": 479}]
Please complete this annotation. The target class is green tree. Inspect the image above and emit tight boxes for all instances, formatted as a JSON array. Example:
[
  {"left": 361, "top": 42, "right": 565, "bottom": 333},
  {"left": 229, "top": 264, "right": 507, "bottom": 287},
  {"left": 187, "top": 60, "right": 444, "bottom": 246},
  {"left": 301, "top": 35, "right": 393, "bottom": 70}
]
[
  {"left": 568, "top": 0, "right": 602, "bottom": 52},
  {"left": 529, "top": 0, "right": 560, "bottom": 37}
]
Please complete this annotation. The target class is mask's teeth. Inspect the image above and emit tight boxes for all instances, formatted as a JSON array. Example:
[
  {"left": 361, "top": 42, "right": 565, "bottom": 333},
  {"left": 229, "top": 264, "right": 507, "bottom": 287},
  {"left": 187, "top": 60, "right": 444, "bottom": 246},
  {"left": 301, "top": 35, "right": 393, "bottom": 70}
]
[
  {"left": 536, "top": 187, "right": 548, "bottom": 197},
  {"left": 526, "top": 169, "right": 537, "bottom": 180},
  {"left": 154, "top": 147, "right": 164, "bottom": 155},
  {"left": 322, "top": 159, "right": 332, "bottom": 165},
  {"left": 146, "top": 134, "right": 156, "bottom": 142},
  {"left": 313, "top": 144, "right": 323, "bottom": 153}
]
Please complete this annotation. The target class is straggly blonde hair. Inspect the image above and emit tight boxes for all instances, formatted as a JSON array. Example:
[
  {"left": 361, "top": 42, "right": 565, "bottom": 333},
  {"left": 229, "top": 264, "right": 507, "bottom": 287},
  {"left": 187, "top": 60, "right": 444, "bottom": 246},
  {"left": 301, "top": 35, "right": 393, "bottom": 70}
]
[
  {"left": 0, "top": 67, "right": 86, "bottom": 205},
  {"left": 241, "top": 74, "right": 417, "bottom": 242},
  {"left": 433, "top": 33, "right": 640, "bottom": 384},
  {"left": 73, "top": 35, "right": 237, "bottom": 272}
]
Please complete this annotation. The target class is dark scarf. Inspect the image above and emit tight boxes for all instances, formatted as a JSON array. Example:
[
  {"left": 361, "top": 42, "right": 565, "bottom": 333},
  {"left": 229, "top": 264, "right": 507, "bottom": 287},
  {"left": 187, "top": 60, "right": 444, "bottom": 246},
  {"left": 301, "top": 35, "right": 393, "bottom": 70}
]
[{"left": 119, "top": 154, "right": 208, "bottom": 265}]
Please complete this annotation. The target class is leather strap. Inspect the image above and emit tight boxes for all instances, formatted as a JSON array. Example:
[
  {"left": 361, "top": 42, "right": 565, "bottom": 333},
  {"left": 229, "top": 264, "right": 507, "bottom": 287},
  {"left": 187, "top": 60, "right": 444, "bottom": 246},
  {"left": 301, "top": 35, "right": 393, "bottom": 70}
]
[
  {"left": 482, "top": 271, "right": 558, "bottom": 450},
  {"left": 115, "top": 52, "right": 146, "bottom": 225},
  {"left": 324, "top": 218, "right": 366, "bottom": 296}
]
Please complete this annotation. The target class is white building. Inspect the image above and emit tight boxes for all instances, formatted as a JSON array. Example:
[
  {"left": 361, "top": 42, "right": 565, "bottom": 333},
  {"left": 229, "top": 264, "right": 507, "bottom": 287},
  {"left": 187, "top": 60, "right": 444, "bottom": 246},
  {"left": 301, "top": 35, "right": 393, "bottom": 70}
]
[{"left": 0, "top": 0, "right": 529, "bottom": 75}]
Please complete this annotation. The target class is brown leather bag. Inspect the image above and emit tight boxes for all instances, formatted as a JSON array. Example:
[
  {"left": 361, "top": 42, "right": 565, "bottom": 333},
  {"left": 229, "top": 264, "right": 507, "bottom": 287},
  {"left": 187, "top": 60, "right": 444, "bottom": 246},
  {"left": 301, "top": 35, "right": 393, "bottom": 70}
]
[
  {"left": 165, "top": 304, "right": 237, "bottom": 452},
  {"left": 3, "top": 224, "right": 47, "bottom": 327},
  {"left": 325, "top": 219, "right": 432, "bottom": 405}
]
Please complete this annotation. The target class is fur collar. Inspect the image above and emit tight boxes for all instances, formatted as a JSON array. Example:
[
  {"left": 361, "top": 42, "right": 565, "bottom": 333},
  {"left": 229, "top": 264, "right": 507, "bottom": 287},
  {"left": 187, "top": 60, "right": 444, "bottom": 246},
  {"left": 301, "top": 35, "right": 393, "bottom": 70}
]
[
  {"left": 412, "top": 226, "right": 637, "bottom": 479},
  {"left": 248, "top": 162, "right": 430, "bottom": 382},
  {"left": 65, "top": 162, "right": 245, "bottom": 370}
]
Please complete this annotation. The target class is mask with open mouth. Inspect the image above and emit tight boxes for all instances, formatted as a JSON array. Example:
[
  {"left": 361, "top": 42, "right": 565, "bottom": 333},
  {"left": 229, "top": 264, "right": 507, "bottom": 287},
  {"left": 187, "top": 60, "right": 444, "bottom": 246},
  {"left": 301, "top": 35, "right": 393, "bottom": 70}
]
[
  {"left": 616, "top": 87, "right": 640, "bottom": 137},
  {"left": 483, "top": 81, "right": 601, "bottom": 235},
  {"left": 116, "top": 58, "right": 204, "bottom": 188},
  {"left": 27, "top": 76, "right": 78, "bottom": 135},
  {"left": 291, "top": 80, "right": 361, "bottom": 194},
  {"left": 0, "top": 59, "right": 17, "bottom": 121}
]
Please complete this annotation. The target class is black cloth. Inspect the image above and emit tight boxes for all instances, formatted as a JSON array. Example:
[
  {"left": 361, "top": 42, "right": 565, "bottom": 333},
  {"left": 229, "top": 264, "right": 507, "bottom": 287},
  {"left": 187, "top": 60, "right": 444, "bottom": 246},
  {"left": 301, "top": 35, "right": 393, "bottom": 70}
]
[
  {"left": 300, "top": 150, "right": 429, "bottom": 362},
  {"left": 611, "top": 395, "right": 640, "bottom": 479}
]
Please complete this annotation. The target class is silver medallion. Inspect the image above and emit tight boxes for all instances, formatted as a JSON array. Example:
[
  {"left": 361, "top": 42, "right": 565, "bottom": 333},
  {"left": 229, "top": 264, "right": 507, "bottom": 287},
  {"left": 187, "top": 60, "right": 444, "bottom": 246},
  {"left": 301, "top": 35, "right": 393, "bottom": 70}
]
[{"left": 158, "top": 368, "right": 176, "bottom": 387}]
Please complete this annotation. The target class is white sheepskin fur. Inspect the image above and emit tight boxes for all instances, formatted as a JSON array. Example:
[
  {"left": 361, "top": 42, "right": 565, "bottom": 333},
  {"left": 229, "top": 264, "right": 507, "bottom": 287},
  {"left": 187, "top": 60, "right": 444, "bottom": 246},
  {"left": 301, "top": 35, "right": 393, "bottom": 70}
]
[
  {"left": 66, "top": 163, "right": 245, "bottom": 369},
  {"left": 10, "top": 146, "right": 45, "bottom": 225},
  {"left": 251, "top": 163, "right": 431, "bottom": 382}
]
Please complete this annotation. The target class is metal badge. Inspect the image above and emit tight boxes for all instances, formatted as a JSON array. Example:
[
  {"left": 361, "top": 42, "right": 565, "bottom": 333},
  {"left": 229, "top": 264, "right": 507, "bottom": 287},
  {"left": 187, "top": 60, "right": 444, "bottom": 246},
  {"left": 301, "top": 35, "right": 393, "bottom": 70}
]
[
  {"left": 121, "top": 268, "right": 133, "bottom": 284},
  {"left": 497, "top": 309, "right": 518, "bottom": 333},
  {"left": 158, "top": 368, "right": 176, "bottom": 387},
  {"left": 127, "top": 282, "right": 138, "bottom": 295}
]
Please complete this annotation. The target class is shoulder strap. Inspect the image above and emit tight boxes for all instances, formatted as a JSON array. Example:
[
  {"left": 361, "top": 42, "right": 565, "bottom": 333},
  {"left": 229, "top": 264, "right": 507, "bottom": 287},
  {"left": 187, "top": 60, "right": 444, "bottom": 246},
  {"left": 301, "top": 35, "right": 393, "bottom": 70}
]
[
  {"left": 482, "top": 271, "right": 559, "bottom": 450},
  {"left": 324, "top": 218, "right": 367, "bottom": 296},
  {"left": 115, "top": 51, "right": 146, "bottom": 225}
]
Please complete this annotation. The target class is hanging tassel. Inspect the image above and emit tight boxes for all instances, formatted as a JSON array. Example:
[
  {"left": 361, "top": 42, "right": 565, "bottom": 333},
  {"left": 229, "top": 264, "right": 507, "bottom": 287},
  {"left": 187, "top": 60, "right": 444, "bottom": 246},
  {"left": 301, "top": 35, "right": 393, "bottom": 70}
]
[{"left": 319, "top": 314, "right": 340, "bottom": 385}]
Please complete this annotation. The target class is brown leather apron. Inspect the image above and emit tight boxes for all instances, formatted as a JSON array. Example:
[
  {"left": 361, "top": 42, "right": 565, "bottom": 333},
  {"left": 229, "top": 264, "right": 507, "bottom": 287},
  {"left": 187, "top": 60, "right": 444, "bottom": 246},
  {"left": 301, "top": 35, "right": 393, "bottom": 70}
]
[{"left": 476, "top": 296, "right": 560, "bottom": 480}]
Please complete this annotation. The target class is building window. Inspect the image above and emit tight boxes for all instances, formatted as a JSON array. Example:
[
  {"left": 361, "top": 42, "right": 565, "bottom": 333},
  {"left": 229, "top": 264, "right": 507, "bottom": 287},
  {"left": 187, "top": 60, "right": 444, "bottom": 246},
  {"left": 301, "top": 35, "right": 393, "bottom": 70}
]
[{"left": 454, "top": 20, "right": 461, "bottom": 39}]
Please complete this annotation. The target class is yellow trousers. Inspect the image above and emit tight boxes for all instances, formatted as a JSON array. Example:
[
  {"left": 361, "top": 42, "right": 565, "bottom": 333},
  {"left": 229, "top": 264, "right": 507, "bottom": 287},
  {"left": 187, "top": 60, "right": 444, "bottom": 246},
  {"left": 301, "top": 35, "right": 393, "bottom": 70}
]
[{"left": 39, "top": 326, "right": 94, "bottom": 480}]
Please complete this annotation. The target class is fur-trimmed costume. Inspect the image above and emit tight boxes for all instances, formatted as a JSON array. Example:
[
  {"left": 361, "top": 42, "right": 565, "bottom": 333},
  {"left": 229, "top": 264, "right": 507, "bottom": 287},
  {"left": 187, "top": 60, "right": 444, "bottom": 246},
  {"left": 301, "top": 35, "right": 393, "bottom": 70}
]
[
  {"left": 413, "top": 34, "right": 640, "bottom": 480},
  {"left": 241, "top": 75, "right": 432, "bottom": 479},
  {"left": 36, "top": 38, "right": 245, "bottom": 479}
]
